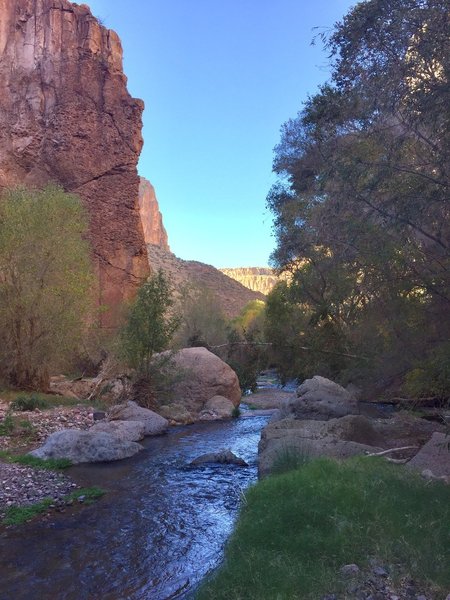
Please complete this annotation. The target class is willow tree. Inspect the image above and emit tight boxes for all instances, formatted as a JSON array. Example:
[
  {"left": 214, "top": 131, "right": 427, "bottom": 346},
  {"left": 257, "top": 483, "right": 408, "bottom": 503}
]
[{"left": 0, "top": 185, "right": 94, "bottom": 389}]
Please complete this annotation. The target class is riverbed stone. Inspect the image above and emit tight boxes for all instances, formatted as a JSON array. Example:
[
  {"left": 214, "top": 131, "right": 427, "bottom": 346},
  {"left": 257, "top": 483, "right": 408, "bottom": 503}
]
[
  {"left": 90, "top": 419, "right": 146, "bottom": 442},
  {"left": 108, "top": 401, "right": 169, "bottom": 436},
  {"left": 29, "top": 429, "right": 143, "bottom": 464},
  {"left": 291, "top": 376, "right": 359, "bottom": 420},
  {"left": 199, "top": 395, "right": 235, "bottom": 420},
  {"left": 190, "top": 449, "right": 248, "bottom": 467},
  {"left": 163, "top": 347, "right": 241, "bottom": 419}
]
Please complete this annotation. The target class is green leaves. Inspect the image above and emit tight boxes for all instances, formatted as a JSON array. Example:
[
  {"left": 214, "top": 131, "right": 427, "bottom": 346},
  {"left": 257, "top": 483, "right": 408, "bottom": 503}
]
[
  {"left": 119, "top": 269, "right": 180, "bottom": 376},
  {"left": 0, "top": 185, "right": 94, "bottom": 389},
  {"left": 266, "top": 0, "right": 449, "bottom": 394}
]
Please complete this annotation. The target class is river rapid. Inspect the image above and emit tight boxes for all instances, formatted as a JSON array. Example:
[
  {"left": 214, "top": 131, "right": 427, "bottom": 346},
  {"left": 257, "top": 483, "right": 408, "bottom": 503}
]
[{"left": 0, "top": 414, "right": 270, "bottom": 600}]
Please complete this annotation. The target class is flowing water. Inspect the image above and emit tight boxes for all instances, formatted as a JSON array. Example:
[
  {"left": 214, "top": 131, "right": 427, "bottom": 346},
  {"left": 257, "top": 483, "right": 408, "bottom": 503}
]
[{"left": 0, "top": 415, "right": 270, "bottom": 600}]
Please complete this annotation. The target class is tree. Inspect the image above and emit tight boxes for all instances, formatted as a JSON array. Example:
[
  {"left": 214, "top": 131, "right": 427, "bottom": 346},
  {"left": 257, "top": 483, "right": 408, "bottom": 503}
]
[
  {"left": 120, "top": 269, "right": 180, "bottom": 377},
  {"left": 267, "top": 0, "right": 449, "bottom": 395},
  {"left": 174, "top": 284, "right": 228, "bottom": 349},
  {"left": 0, "top": 185, "right": 94, "bottom": 389}
]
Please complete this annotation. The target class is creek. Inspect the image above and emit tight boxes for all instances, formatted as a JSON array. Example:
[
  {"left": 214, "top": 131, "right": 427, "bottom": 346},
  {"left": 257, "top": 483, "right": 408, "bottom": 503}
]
[{"left": 0, "top": 414, "right": 270, "bottom": 600}]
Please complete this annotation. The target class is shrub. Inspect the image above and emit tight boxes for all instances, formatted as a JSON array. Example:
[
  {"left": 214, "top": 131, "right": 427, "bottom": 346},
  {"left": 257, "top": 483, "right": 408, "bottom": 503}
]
[{"left": 11, "top": 393, "right": 50, "bottom": 412}]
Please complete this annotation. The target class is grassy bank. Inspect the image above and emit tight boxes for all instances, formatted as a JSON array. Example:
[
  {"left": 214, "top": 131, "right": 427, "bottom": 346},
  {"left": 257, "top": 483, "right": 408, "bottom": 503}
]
[{"left": 196, "top": 457, "right": 450, "bottom": 599}]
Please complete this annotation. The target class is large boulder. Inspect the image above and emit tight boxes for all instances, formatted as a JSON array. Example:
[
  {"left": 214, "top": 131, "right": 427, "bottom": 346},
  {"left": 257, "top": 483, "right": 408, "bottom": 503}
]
[
  {"left": 165, "top": 348, "right": 241, "bottom": 418},
  {"left": 90, "top": 420, "right": 146, "bottom": 442},
  {"left": 199, "top": 395, "right": 235, "bottom": 421},
  {"left": 407, "top": 432, "right": 450, "bottom": 478},
  {"left": 108, "top": 401, "right": 168, "bottom": 436},
  {"left": 258, "top": 415, "right": 383, "bottom": 477},
  {"left": 29, "top": 430, "right": 143, "bottom": 464},
  {"left": 290, "top": 376, "right": 359, "bottom": 420}
]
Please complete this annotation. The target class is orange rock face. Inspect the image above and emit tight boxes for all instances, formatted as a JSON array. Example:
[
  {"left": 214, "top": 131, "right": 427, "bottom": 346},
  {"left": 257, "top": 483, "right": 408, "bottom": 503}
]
[
  {"left": 0, "top": 0, "right": 149, "bottom": 327},
  {"left": 138, "top": 178, "right": 170, "bottom": 251}
]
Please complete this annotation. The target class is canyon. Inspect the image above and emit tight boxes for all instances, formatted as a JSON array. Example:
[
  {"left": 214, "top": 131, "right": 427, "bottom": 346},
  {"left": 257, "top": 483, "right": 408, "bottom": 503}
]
[
  {"left": 0, "top": 0, "right": 149, "bottom": 326},
  {"left": 0, "top": 0, "right": 271, "bottom": 326},
  {"left": 146, "top": 244, "right": 265, "bottom": 318}
]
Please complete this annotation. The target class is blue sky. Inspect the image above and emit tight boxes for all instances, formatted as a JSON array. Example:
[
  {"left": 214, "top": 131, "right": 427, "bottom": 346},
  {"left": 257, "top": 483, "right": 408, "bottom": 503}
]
[{"left": 87, "top": 0, "right": 356, "bottom": 268}]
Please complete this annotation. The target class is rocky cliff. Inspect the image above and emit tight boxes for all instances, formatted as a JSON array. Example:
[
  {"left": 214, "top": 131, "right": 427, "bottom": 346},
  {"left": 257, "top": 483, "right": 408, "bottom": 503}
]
[
  {"left": 220, "top": 267, "right": 279, "bottom": 296},
  {"left": 138, "top": 178, "right": 170, "bottom": 251},
  {"left": 147, "top": 245, "right": 265, "bottom": 318},
  {"left": 0, "top": 0, "right": 149, "bottom": 326}
]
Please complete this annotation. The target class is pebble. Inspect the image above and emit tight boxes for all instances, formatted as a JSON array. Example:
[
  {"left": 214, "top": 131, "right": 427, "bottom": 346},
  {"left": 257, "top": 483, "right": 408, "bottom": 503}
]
[
  {"left": 0, "top": 401, "right": 95, "bottom": 519},
  {"left": 341, "top": 564, "right": 360, "bottom": 577}
]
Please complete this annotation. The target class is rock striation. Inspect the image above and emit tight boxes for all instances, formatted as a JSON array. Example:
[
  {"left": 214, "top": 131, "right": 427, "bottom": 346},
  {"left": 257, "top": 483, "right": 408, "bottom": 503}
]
[
  {"left": 0, "top": 0, "right": 149, "bottom": 326},
  {"left": 138, "top": 177, "right": 170, "bottom": 251},
  {"left": 220, "top": 267, "right": 280, "bottom": 296}
]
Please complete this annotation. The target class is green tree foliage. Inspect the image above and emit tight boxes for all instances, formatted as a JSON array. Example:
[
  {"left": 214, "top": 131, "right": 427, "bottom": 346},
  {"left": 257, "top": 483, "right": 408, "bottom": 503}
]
[
  {"left": 0, "top": 185, "right": 93, "bottom": 389},
  {"left": 267, "top": 0, "right": 449, "bottom": 396},
  {"left": 224, "top": 300, "right": 268, "bottom": 393},
  {"left": 119, "top": 269, "right": 180, "bottom": 377},
  {"left": 174, "top": 284, "right": 228, "bottom": 349}
]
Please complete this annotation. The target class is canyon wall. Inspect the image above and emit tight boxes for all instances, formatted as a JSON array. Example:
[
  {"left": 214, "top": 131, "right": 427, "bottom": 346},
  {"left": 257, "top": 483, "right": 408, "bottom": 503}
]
[
  {"left": 139, "top": 178, "right": 170, "bottom": 251},
  {"left": 0, "top": 0, "right": 149, "bottom": 326},
  {"left": 220, "top": 267, "right": 279, "bottom": 296},
  {"left": 147, "top": 245, "right": 265, "bottom": 319}
]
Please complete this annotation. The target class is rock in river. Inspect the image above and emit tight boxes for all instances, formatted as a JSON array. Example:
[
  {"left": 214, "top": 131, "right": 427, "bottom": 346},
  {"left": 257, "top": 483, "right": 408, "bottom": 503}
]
[
  {"left": 190, "top": 449, "right": 248, "bottom": 467},
  {"left": 290, "top": 376, "right": 358, "bottom": 420}
]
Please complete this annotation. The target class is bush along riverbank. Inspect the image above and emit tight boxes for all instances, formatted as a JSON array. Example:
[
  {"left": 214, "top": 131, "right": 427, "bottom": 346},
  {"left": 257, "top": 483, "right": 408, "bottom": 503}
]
[{"left": 196, "top": 457, "right": 450, "bottom": 600}]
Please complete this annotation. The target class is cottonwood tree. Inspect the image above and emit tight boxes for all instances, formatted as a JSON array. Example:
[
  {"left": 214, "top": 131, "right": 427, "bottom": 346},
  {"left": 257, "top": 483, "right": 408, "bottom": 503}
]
[
  {"left": 0, "top": 185, "right": 93, "bottom": 389},
  {"left": 267, "top": 0, "right": 449, "bottom": 395}
]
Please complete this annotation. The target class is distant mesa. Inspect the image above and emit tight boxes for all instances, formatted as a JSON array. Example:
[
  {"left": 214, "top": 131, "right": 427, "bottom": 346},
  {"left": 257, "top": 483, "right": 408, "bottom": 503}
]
[
  {"left": 220, "top": 267, "right": 279, "bottom": 296},
  {"left": 0, "top": 0, "right": 149, "bottom": 327},
  {"left": 146, "top": 244, "right": 265, "bottom": 319}
]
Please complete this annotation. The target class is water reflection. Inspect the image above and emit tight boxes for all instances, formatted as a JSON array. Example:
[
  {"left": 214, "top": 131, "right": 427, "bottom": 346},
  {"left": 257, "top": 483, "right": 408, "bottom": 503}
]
[{"left": 0, "top": 416, "right": 269, "bottom": 600}]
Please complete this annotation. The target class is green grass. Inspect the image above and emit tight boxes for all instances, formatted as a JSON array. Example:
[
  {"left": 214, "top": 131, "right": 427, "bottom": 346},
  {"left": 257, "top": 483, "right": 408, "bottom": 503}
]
[
  {"left": 196, "top": 457, "right": 450, "bottom": 599},
  {"left": 2, "top": 487, "right": 106, "bottom": 526},
  {"left": 270, "top": 445, "right": 312, "bottom": 475},
  {"left": 0, "top": 451, "right": 72, "bottom": 470}
]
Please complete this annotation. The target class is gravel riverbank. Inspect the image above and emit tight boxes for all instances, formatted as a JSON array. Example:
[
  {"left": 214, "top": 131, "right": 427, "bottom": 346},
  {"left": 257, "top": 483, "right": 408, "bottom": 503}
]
[{"left": 0, "top": 400, "right": 95, "bottom": 521}]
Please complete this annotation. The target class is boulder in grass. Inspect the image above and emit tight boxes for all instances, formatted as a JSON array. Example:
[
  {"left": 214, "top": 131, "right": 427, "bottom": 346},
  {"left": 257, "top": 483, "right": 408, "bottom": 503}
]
[
  {"left": 90, "top": 419, "right": 146, "bottom": 442},
  {"left": 107, "top": 401, "right": 168, "bottom": 436},
  {"left": 29, "top": 429, "right": 143, "bottom": 464},
  {"left": 407, "top": 432, "right": 450, "bottom": 478}
]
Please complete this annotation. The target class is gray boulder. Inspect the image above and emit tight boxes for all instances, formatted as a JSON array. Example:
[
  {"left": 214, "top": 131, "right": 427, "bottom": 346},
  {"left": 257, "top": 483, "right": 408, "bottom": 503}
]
[
  {"left": 164, "top": 347, "right": 241, "bottom": 417},
  {"left": 258, "top": 415, "right": 382, "bottom": 477},
  {"left": 407, "top": 432, "right": 450, "bottom": 478},
  {"left": 190, "top": 449, "right": 248, "bottom": 467},
  {"left": 199, "top": 395, "right": 235, "bottom": 421},
  {"left": 29, "top": 429, "right": 143, "bottom": 464},
  {"left": 108, "top": 401, "right": 168, "bottom": 436},
  {"left": 290, "top": 376, "right": 358, "bottom": 420},
  {"left": 90, "top": 419, "right": 146, "bottom": 442}
]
